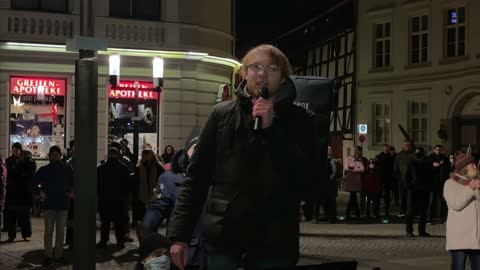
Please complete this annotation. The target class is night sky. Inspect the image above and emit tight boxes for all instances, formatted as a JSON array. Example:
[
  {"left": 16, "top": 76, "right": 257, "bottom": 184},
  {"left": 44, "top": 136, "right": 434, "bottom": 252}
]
[{"left": 235, "top": 0, "right": 353, "bottom": 58}]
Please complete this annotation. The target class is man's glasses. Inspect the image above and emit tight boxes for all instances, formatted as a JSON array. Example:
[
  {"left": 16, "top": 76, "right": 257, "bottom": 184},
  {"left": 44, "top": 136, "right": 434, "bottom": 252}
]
[{"left": 247, "top": 64, "right": 280, "bottom": 73}]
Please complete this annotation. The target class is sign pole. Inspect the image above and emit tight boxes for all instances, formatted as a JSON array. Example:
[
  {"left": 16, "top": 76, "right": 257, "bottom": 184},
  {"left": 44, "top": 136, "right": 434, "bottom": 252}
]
[{"left": 73, "top": 0, "right": 98, "bottom": 269}]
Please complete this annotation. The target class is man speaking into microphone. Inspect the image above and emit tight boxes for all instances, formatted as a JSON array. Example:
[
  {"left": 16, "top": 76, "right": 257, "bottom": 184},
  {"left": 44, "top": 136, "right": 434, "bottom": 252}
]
[{"left": 168, "top": 44, "right": 316, "bottom": 270}]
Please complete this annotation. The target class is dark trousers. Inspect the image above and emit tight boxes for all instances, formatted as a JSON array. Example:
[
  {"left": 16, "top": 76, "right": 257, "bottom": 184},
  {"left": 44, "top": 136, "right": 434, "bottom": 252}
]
[
  {"left": 132, "top": 200, "right": 146, "bottom": 226},
  {"left": 365, "top": 192, "right": 380, "bottom": 217},
  {"left": 5, "top": 205, "right": 32, "bottom": 239},
  {"left": 139, "top": 207, "right": 163, "bottom": 246},
  {"left": 383, "top": 184, "right": 393, "bottom": 216},
  {"left": 430, "top": 188, "right": 447, "bottom": 221},
  {"left": 99, "top": 208, "right": 127, "bottom": 243},
  {"left": 313, "top": 195, "right": 337, "bottom": 221},
  {"left": 346, "top": 192, "right": 360, "bottom": 218},
  {"left": 399, "top": 180, "right": 408, "bottom": 215},
  {"left": 406, "top": 190, "right": 429, "bottom": 234},
  {"left": 451, "top": 250, "right": 480, "bottom": 270}
]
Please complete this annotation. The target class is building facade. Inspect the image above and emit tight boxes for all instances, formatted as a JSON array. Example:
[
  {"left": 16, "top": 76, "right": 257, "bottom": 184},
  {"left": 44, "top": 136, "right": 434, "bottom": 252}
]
[
  {"left": 357, "top": 0, "right": 480, "bottom": 158},
  {"left": 0, "top": 0, "right": 239, "bottom": 163}
]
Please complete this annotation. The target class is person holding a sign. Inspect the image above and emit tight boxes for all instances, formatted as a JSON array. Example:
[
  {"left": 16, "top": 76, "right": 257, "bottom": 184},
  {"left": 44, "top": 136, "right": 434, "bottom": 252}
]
[{"left": 167, "top": 44, "right": 316, "bottom": 270}]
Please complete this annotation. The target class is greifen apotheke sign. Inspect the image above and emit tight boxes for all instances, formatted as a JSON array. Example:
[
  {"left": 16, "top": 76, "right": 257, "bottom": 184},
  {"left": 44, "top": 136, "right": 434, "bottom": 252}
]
[
  {"left": 108, "top": 81, "right": 158, "bottom": 100},
  {"left": 10, "top": 76, "right": 66, "bottom": 96}
]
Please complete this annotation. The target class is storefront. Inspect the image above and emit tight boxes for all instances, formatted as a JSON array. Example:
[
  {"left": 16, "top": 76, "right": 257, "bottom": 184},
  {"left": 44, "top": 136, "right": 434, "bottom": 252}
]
[
  {"left": 108, "top": 80, "right": 160, "bottom": 154},
  {"left": 0, "top": 42, "right": 241, "bottom": 162},
  {"left": 9, "top": 76, "right": 67, "bottom": 159}
]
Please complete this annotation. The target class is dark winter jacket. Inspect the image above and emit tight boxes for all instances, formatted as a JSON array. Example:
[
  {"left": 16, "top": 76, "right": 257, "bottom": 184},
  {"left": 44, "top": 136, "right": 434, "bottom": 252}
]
[
  {"left": 149, "top": 149, "right": 207, "bottom": 269},
  {"left": 97, "top": 158, "right": 131, "bottom": 210},
  {"left": 167, "top": 78, "right": 316, "bottom": 262},
  {"left": 376, "top": 152, "right": 395, "bottom": 184},
  {"left": 427, "top": 153, "right": 449, "bottom": 191},
  {"left": 5, "top": 155, "right": 37, "bottom": 207},
  {"left": 394, "top": 150, "right": 415, "bottom": 180},
  {"left": 405, "top": 154, "right": 433, "bottom": 191},
  {"left": 0, "top": 159, "right": 6, "bottom": 207},
  {"left": 33, "top": 161, "right": 74, "bottom": 210}
]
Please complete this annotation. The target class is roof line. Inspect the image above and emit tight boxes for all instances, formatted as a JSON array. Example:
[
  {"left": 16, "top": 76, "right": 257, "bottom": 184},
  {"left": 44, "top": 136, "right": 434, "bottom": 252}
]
[{"left": 269, "top": 0, "right": 353, "bottom": 44}]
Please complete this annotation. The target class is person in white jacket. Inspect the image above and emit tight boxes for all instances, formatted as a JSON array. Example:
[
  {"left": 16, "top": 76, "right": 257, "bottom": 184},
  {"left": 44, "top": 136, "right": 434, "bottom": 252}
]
[{"left": 444, "top": 153, "right": 480, "bottom": 270}]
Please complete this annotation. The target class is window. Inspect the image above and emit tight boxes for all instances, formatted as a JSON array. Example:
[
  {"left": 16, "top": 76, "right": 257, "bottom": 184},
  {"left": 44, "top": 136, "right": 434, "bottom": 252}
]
[
  {"left": 445, "top": 7, "right": 466, "bottom": 58},
  {"left": 374, "top": 22, "right": 391, "bottom": 68},
  {"left": 9, "top": 76, "right": 67, "bottom": 159},
  {"left": 110, "top": 0, "right": 161, "bottom": 20},
  {"left": 410, "top": 15, "right": 429, "bottom": 64},
  {"left": 12, "top": 0, "right": 68, "bottom": 13},
  {"left": 408, "top": 101, "right": 429, "bottom": 144},
  {"left": 373, "top": 103, "right": 391, "bottom": 145}
]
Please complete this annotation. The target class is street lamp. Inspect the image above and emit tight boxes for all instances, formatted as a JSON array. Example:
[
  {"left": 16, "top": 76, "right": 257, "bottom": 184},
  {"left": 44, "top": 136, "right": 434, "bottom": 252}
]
[
  {"left": 109, "top": 54, "right": 120, "bottom": 88},
  {"left": 152, "top": 57, "right": 164, "bottom": 91}
]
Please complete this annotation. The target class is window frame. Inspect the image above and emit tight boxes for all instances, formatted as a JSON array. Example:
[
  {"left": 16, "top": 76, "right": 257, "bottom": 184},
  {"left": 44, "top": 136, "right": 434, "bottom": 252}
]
[
  {"left": 109, "top": 0, "right": 162, "bottom": 21},
  {"left": 373, "top": 21, "right": 392, "bottom": 69},
  {"left": 372, "top": 102, "right": 392, "bottom": 146},
  {"left": 408, "top": 100, "right": 429, "bottom": 145},
  {"left": 444, "top": 6, "right": 467, "bottom": 58},
  {"left": 409, "top": 14, "right": 430, "bottom": 65},
  {"left": 11, "top": 0, "right": 69, "bottom": 13}
]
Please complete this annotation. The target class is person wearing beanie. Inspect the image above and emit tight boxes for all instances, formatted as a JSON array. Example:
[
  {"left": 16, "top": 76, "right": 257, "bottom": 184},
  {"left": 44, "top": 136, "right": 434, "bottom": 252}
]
[
  {"left": 405, "top": 147, "right": 433, "bottom": 237},
  {"left": 4, "top": 143, "right": 36, "bottom": 242},
  {"left": 33, "top": 146, "right": 74, "bottom": 266},
  {"left": 443, "top": 152, "right": 480, "bottom": 270},
  {"left": 96, "top": 147, "right": 131, "bottom": 250},
  {"left": 139, "top": 134, "right": 206, "bottom": 270}
]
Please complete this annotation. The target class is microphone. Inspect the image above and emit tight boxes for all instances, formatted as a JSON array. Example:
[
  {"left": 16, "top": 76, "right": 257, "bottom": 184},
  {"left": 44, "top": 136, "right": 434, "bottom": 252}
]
[{"left": 253, "top": 84, "right": 270, "bottom": 130}]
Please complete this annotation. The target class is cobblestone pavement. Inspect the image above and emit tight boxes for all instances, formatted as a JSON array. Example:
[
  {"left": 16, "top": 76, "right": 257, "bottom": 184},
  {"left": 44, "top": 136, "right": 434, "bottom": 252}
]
[{"left": 0, "top": 216, "right": 455, "bottom": 270}]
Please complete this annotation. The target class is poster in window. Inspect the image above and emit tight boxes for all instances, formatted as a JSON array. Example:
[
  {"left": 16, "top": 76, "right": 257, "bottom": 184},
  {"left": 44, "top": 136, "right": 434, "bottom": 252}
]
[{"left": 9, "top": 76, "right": 67, "bottom": 159}]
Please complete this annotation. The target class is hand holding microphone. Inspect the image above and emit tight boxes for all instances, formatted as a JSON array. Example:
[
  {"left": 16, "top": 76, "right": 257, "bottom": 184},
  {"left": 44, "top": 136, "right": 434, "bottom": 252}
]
[{"left": 253, "top": 84, "right": 274, "bottom": 130}]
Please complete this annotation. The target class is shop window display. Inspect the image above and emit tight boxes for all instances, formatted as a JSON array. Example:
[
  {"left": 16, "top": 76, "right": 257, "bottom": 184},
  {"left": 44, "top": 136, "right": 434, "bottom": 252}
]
[
  {"left": 108, "top": 80, "right": 159, "bottom": 154},
  {"left": 9, "top": 76, "right": 66, "bottom": 159}
]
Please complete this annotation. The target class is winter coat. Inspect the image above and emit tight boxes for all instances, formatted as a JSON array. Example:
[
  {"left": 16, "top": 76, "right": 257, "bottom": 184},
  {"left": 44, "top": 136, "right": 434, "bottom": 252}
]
[
  {"left": 0, "top": 159, "right": 6, "bottom": 207},
  {"left": 394, "top": 150, "right": 415, "bottom": 180},
  {"left": 444, "top": 179, "right": 480, "bottom": 250},
  {"left": 428, "top": 153, "right": 449, "bottom": 192},
  {"left": 167, "top": 78, "right": 316, "bottom": 262},
  {"left": 149, "top": 149, "right": 207, "bottom": 269},
  {"left": 405, "top": 154, "right": 433, "bottom": 191},
  {"left": 376, "top": 152, "right": 394, "bottom": 185},
  {"left": 97, "top": 159, "right": 131, "bottom": 211},
  {"left": 343, "top": 155, "right": 365, "bottom": 192},
  {"left": 135, "top": 162, "right": 164, "bottom": 204},
  {"left": 364, "top": 171, "right": 382, "bottom": 193},
  {"left": 5, "top": 156, "right": 37, "bottom": 207},
  {"left": 33, "top": 161, "right": 74, "bottom": 210}
]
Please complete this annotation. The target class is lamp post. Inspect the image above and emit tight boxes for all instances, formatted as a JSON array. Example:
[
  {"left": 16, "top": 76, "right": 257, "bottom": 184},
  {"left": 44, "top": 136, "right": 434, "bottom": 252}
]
[
  {"left": 109, "top": 54, "right": 120, "bottom": 88},
  {"left": 153, "top": 57, "right": 164, "bottom": 90}
]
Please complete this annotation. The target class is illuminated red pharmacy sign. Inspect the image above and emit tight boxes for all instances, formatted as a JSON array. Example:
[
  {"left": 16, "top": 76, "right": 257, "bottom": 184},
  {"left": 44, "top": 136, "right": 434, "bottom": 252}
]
[
  {"left": 108, "top": 81, "right": 158, "bottom": 100},
  {"left": 10, "top": 76, "right": 66, "bottom": 96}
]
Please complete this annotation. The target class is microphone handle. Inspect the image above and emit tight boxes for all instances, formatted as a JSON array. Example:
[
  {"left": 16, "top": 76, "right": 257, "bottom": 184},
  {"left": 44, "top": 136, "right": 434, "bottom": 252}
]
[
  {"left": 254, "top": 117, "right": 261, "bottom": 130},
  {"left": 253, "top": 85, "right": 269, "bottom": 131}
]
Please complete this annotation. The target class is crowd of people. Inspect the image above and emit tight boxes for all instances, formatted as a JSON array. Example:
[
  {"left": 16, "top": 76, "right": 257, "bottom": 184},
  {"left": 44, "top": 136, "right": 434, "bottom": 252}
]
[
  {"left": 0, "top": 44, "right": 479, "bottom": 270},
  {"left": 0, "top": 139, "right": 181, "bottom": 267}
]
